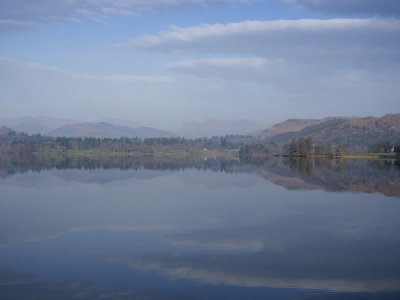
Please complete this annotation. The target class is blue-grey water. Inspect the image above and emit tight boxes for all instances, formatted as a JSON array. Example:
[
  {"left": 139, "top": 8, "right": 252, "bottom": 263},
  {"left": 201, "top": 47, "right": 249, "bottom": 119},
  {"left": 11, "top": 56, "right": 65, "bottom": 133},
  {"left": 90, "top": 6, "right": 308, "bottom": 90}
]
[{"left": 0, "top": 158, "right": 399, "bottom": 299}]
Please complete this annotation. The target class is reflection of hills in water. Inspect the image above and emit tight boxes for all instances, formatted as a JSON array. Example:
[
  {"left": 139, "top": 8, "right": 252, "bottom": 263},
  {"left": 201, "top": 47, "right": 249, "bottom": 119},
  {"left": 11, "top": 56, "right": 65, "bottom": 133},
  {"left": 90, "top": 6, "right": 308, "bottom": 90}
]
[
  {"left": 0, "top": 154, "right": 399, "bottom": 197},
  {"left": 254, "top": 158, "right": 400, "bottom": 198},
  {"left": 1, "top": 156, "right": 400, "bottom": 298}
]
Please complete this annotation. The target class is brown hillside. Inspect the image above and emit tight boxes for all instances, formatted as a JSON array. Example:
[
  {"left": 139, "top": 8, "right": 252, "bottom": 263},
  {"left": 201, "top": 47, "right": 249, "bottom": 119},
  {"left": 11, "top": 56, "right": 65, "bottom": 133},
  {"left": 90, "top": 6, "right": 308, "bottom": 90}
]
[
  {"left": 258, "top": 114, "right": 400, "bottom": 148},
  {"left": 258, "top": 117, "right": 350, "bottom": 139},
  {"left": 349, "top": 114, "right": 400, "bottom": 134}
]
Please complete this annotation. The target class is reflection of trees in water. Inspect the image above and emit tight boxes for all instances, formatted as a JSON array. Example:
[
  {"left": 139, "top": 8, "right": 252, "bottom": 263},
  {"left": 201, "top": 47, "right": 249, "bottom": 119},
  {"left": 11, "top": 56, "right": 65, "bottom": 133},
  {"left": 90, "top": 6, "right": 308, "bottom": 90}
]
[
  {"left": 240, "top": 157, "right": 400, "bottom": 197},
  {"left": 286, "top": 158, "right": 400, "bottom": 177},
  {"left": 1, "top": 153, "right": 399, "bottom": 197},
  {"left": 368, "top": 159, "right": 398, "bottom": 172},
  {"left": 0, "top": 153, "right": 240, "bottom": 176},
  {"left": 282, "top": 158, "right": 400, "bottom": 197},
  {"left": 286, "top": 158, "right": 347, "bottom": 176},
  {"left": 288, "top": 158, "right": 313, "bottom": 176}
]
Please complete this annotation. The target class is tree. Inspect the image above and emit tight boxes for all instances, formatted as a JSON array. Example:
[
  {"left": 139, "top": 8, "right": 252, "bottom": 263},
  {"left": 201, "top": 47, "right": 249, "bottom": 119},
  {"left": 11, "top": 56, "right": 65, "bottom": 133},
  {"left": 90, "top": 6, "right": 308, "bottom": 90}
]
[
  {"left": 395, "top": 140, "right": 400, "bottom": 156},
  {"left": 288, "top": 139, "right": 299, "bottom": 155},
  {"left": 315, "top": 140, "right": 332, "bottom": 156},
  {"left": 289, "top": 136, "right": 313, "bottom": 156},
  {"left": 369, "top": 141, "right": 391, "bottom": 153},
  {"left": 335, "top": 141, "right": 346, "bottom": 156},
  {"left": 220, "top": 137, "right": 227, "bottom": 148},
  {"left": 239, "top": 144, "right": 270, "bottom": 159}
]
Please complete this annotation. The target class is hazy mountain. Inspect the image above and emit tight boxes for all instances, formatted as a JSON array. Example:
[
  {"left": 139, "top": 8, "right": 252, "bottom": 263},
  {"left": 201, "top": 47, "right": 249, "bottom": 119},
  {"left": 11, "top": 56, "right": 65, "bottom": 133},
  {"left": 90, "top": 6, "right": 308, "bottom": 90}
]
[
  {"left": 0, "top": 116, "right": 77, "bottom": 135},
  {"left": 178, "top": 118, "right": 268, "bottom": 138},
  {"left": 49, "top": 122, "right": 175, "bottom": 138},
  {"left": 259, "top": 114, "right": 400, "bottom": 149}
]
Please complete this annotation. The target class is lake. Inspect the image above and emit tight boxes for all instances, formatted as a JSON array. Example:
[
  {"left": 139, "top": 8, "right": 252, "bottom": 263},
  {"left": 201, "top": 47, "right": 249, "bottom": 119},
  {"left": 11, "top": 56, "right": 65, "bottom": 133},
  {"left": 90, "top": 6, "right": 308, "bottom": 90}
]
[{"left": 0, "top": 157, "right": 399, "bottom": 299}]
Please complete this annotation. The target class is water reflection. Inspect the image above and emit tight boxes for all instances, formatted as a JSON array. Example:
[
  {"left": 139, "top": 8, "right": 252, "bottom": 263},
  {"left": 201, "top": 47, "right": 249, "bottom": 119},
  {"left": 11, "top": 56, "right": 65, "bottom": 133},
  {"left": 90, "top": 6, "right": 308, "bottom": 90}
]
[
  {"left": 125, "top": 227, "right": 400, "bottom": 291},
  {"left": 257, "top": 158, "right": 400, "bottom": 197},
  {"left": 0, "top": 155, "right": 400, "bottom": 299},
  {"left": 1, "top": 155, "right": 399, "bottom": 197},
  {"left": 0, "top": 270, "right": 197, "bottom": 300}
]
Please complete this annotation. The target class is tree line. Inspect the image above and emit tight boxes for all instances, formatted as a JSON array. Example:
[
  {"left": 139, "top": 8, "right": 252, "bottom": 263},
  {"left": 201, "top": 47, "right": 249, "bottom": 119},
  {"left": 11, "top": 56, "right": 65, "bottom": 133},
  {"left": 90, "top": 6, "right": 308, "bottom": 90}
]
[
  {"left": 1, "top": 128, "right": 399, "bottom": 159},
  {"left": 0, "top": 132, "right": 259, "bottom": 156},
  {"left": 240, "top": 136, "right": 400, "bottom": 158},
  {"left": 368, "top": 141, "right": 399, "bottom": 153}
]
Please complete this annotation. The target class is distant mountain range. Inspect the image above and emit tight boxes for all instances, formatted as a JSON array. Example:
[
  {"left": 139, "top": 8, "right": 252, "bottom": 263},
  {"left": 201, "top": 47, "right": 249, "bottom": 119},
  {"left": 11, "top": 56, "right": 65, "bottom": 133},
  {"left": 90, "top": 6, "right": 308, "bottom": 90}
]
[
  {"left": 178, "top": 118, "right": 268, "bottom": 138},
  {"left": 0, "top": 117, "right": 175, "bottom": 139},
  {"left": 259, "top": 114, "right": 400, "bottom": 149},
  {"left": 49, "top": 122, "right": 175, "bottom": 139},
  {"left": 1, "top": 114, "right": 399, "bottom": 146},
  {"left": 1, "top": 116, "right": 267, "bottom": 138},
  {"left": 0, "top": 116, "right": 76, "bottom": 135}
]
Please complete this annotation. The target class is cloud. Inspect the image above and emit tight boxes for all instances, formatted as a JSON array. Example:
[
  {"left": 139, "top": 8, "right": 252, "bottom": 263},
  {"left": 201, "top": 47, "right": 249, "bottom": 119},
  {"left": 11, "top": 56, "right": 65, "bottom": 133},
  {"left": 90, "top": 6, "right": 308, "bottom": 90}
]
[
  {"left": 0, "top": 19, "right": 34, "bottom": 32},
  {"left": 279, "top": 0, "right": 400, "bottom": 17},
  {"left": 0, "top": 0, "right": 256, "bottom": 26},
  {"left": 0, "top": 57, "right": 175, "bottom": 83},
  {"left": 166, "top": 57, "right": 268, "bottom": 78},
  {"left": 155, "top": 18, "right": 399, "bottom": 115},
  {"left": 72, "top": 73, "right": 176, "bottom": 83},
  {"left": 148, "top": 19, "right": 400, "bottom": 88},
  {"left": 168, "top": 57, "right": 266, "bottom": 69},
  {"left": 166, "top": 57, "right": 300, "bottom": 86},
  {"left": 0, "top": 19, "right": 31, "bottom": 26},
  {"left": 126, "top": 18, "right": 400, "bottom": 70},
  {"left": 1, "top": 0, "right": 398, "bottom": 28}
]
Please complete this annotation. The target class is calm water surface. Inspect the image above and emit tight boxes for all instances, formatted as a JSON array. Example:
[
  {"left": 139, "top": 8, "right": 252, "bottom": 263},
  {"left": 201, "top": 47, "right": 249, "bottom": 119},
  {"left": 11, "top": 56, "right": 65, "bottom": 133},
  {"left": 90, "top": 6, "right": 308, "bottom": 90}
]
[{"left": 0, "top": 158, "right": 399, "bottom": 299}]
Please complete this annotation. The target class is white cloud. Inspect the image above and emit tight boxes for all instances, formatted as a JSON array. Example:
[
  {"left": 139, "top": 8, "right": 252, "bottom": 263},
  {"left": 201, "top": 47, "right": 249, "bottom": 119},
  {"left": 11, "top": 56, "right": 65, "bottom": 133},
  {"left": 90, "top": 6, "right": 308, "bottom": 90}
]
[
  {"left": 0, "top": 19, "right": 33, "bottom": 32},
  {"left": 72, "top": 73, "right": 176, "bottom": 83},
  {"left": 1, "top": 0, "right": 398, "bottom": 28},
  {"left": 127, "top": 18, "right": 399, "bottom": 51},
  {"left": 0, "top": 57, "right": 175, "bottom": 83},
  {"left": 0, "top": 19, "right": 31, "bottom": 26},
  {"left": 164, "top": 55, "right": 399, "bottom": 92},
  {"left": 166, "top": 57, "right": 290, "bottom": 83},
  {"left": 126, "top": 18, "right": 400, "bottom": 73},
  {"left": 0, "top": 0, "right": 257, "bottom": 26},
  {"left": 125, "top": 19, "right": 400, "bottom": 119},
  {"left": 167, "top": 57, "right": 267, "bottom": 69},
  {"left": 279, "top": 0, "right": 400, "bottom": 17}
]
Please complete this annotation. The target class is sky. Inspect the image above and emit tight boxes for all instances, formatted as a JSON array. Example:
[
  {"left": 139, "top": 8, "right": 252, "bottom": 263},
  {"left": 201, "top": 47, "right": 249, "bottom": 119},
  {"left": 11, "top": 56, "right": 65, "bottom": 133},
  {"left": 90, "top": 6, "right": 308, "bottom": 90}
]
[{"left": 1, "top": 0, "right": 400, "bottom": 130}]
